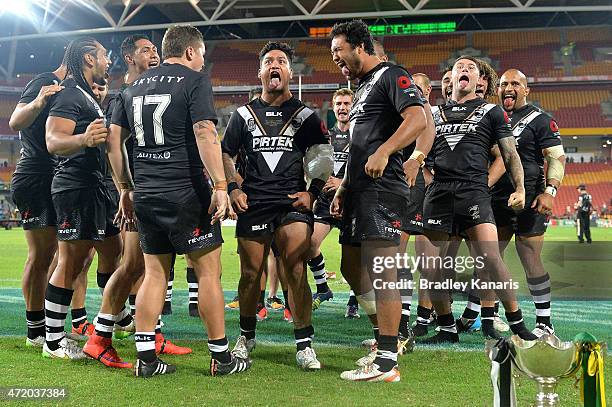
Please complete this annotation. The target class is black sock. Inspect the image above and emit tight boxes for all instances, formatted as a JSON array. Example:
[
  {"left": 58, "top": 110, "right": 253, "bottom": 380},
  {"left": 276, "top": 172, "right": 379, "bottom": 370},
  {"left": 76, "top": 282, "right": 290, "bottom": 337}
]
[
  {"left": 155, "top": 318, "right": 162, "bottom": 335},
  {"left": 494, "top": 301, "right": 500, "bottom": 315},
  {"left": 294, "top": 325, "right": 314, "bottom": 351},
  {"left": 373, "top": 326, "right": 380, "bottom": 342},
  {"left": 347, "top": 290, "right": 358, "bottom": 307},
  {"left": 527, "top": 274, "right": 552, "bottom": 327},
  {"left": 239, "top": 315, "right": 257, "bottom": 340},
  {"left": 506, "top": 309, "right": 536, "bottom": 339},
  {"left": 308, "top": 253, "right": 329, "bottom": 293},
  {"left": 135, "top": 332, "right": 156, "bottom": 363},
  {"left": 416, "top": 305, "right": 432, "bottom": 326},
  {"left": 96, "top": 271, "right": 111, "bottom": 295},
  {"left": 186, "top": 267, "right": 198, "bottom": 308},
  {"left": 461, "top": 293, "right": 481, "bottom": 321},
  {"left": 71, "top": 307, "right": 87, "bottom": 329},
  {"left": 26, "top": 310, "right": 45, "bottom": 340},
  {"left": 283, "top": 290, "right": 291, "bottom": 312},
  {"left": 398, "top": 268, "right": 412, "bottom": 333},
  {"left": 128, "top": 294, "right": 136, "bottom": 317},
  {"left": 258, "top": 290, "right": 265, "bottom": 306},
  {"left": 208, "top": 336, "right": 231, "bottom": 363},
  {"left": 437, "top": 313, "right": 457, "bottom": 334},
  {"left": 373, "top": 335, "right": 397, "bottom": 371},
  {"left": 44, "top": 283, "right": 73, "bottom": 350},
  {"left": 116, "top": 306, "right": 132, "bottom": 327},
  {"left": 481, "top": 306, "right": 495, "bottom": 331}
]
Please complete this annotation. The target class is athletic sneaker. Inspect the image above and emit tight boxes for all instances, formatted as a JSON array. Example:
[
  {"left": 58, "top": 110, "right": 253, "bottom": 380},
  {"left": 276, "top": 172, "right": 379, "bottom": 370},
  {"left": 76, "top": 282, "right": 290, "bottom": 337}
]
[
  {"left": 456, "top": 316, "right": 481, "bottom": 333},
  {"left": 412, "top": 323, "right": 429, "bottom": 337},
  {"left": 340, "top": 363, "right": 401, "bottom": 382},
  {"left": 493, "top": 314, "right": 510, "bottom": 332},
  {"left": 225, "top": 296, "right": 239, "bottom": 310},
  {"left": 312, "top": 290, "right": 333, "bottom": 310},
  {"left": 532, "top": 323, "right": 555, "bottom": 338},
  {"left": 69, "top": 320, "right": 95, "bottom": 341},
  {"left": 155, "top": 334, "right": 192, "bottom": 355},
  {"left": 482, "top": 324, "right": 504, "bottom": 340},
  {"left": 256, "top": 304, "right": 268, "bottom": 321},
  {"left": 296, "top": 347, "right": 321, "bottom": 370},
  {"left": 283, "top": 308, "right": 293, "bottom": 323},
  {"left": 83, "top": 333, "right": 132, "bottom": 369},
  {"left": 113, "top": 320, "right": 135, "bottom": 340},
  {"left": 232, "top": 335, "right": 256, "bottom": 360},
  {"left": 397, "top": 328, "right": 415, "bottom": 355},
  {"left": 134, "top": 358, "right": 176, "bottom": 378},
  {"left": 210, "top": 354, "right": 252, "bottom": 376},
  {"left": 26, "top": 336, "right": 45, "bottom": 348},
  {"left": 42, "top": 337, "right": 86, "bottom": 360},
  {"left": 266, "top": 296, "right": 285, "bottom": 311},
  {"left": 345, "top": 305, "right": 360, "bottom": 319},
  {"left": 421, "top": 331, "right": 459, "bottom": 344},
  {"left": 356, "top": 346, "right": 377, "bottom": 367}
]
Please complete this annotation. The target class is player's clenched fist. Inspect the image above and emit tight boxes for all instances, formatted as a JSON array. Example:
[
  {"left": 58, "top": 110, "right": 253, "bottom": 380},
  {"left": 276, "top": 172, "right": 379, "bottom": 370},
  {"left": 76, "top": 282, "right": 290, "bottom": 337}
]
[{"left": 81, "top": 118, "right": 108, "bottom": 147}]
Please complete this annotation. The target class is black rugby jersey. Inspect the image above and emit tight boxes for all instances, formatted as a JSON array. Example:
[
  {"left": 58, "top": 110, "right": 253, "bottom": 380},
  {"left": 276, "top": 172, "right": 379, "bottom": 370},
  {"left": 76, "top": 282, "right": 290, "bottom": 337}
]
[
  {"left": 330, "top": 124, "right": 350, "bottom": 178},
  {"left": 48, "top": 77, "right": 107, "bottom": 194},
  {"left": 111, "top": 62, "right": 217, "bottom": 194},
  {"left": 13, "top": 72, "right": 61, "bottom": 176},
  {"left": 347, "top": 62, "right": 425, "bottom": 195},
  {"left": 492, "top": 104, "right": 562, "bottom": 199},
  {"left": 222, "top": 96, "right": 329, "bottom": 204},
  {"left": 431, "top": 97, "right": 513, "bottom": 185},
  {"left": 104, "top": 85, "right": 134, "bottom": 190}
]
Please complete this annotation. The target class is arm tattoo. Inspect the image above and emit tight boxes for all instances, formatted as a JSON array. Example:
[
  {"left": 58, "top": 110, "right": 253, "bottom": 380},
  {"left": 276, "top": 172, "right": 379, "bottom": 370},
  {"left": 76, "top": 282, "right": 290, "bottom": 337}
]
[
  {"left": 193, "top": 120, "right": 220, "bottom": 144},
  {"left": 498, "top": 137, "right": 524, "bottom": 190},
  {"left": 222, "top": 153, "right": 238, "bottom": 184}
]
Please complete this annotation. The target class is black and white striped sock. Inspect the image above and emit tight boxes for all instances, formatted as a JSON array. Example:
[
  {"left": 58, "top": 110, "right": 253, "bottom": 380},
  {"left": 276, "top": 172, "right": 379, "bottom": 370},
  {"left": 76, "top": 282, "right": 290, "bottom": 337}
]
[
  {"left": 461, "top": 292, "right": 481, "bottom": 321},
  {"left": 165, "top": 268, "right": 174, "bottom": 308},
  {"left": 128, "top": 294, "right": 136, "bottom": 317},
  {"left": 528, "top": 274, "right": 552, "bottom": 327},
  {"left": 135, "top": 332, "right": 156, "bottom": 363},
  {"left": 307, "top": 253, "right": 329, "bottom": 294},
  {"left": 44, "top": 283, "right": 73, "bottom": 350},
  {"left": 373, "top": 335, "right": 398, "bottom": 371},
  {"left": 398, "top": 268, "right": 412, "bottom": 323},
  {"left": 416, "top": 305, "right": 432, "bottom": 326},
  {"left": 26, "top": 310, "right": 45, "bottom": 340},
  {"left": 208, "top": 336, "right": 230, "bottom": 363},
  {"left": 70, "top": 307, "right": 87, "bottom": 329},
  {"left": 186, "top": 267, "right": 198, "bottom": 308},
  {"left": 294, "top": 325, "right": 314, "bottom": 351},
  {"left": 437, "top": 313, "right": 457, "bottom": 334},
  {"left": 347, "top": 290, "right": 358, "bottom": 307},
  {"left": 95, "top": 313, "right": 116, "bottom": 338},
  {"left": 115, "top": 306, "right": 132, "bottom": 328},
  {"left": 155, "top": 318, "right": 162, "bottom": 335}
]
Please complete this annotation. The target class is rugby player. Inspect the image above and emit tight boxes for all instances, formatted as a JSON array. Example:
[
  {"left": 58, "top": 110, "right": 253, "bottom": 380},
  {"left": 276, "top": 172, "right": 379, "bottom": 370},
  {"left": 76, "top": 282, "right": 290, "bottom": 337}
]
[
  {"left": 421, "top": 56, "right": 538, "bottom": 344},
  {"left": 307, "top": 88, "right": 354, "bottom": 311},
  {"left": 110, "top": 25, "right": 250, "bottom": 377},
  {"left": 42, "top": 37, "right": 121, "bottom": 360},
  {"left": 330, "top": 20, "right": 433, "bottom": 382},
  {"left": 492, "top": 68, "right": 564, "bottom": 336},
  {"left": 222, "top": 41, "right": 332, "bottom": 370}
]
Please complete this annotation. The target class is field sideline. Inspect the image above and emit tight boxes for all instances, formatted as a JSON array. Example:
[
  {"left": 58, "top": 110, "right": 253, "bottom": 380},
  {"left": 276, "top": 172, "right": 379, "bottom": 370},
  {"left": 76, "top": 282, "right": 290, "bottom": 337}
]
[{"left": 0, "top": 226, "right": 610, "bottom": 406}]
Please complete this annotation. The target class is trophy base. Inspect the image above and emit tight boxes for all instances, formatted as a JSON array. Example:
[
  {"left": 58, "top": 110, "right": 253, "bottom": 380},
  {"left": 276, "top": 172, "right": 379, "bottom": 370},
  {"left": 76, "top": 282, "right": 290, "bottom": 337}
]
[{"left": 534, "top": 382, "right": 560, "bottom": 407}]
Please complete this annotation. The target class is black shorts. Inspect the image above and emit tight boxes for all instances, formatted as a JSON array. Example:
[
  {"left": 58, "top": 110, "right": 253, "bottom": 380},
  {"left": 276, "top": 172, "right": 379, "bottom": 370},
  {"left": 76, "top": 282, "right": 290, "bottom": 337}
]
[
  {"left": 422, "top": 181, "right": 495, "bottom": 235},
  {"left": 11, "top": 174, "right": 56, "bottom": 230},
  {"left": 404, "top": 169, "right": 426, "bottom": 235},
  {"left": 339, "top": 190, "right": 412, "bottom": 246},
  {"left": 134, "top": 187, "right": 223, "bottom": 255},
  {"left": 52, "top": 186, "right": 120, "bottom": 241},
  {"left": 236, "top": 203, "right": 314, "bottom": 238},
  {"left": 313, "top": 193, "right": 342, "bottom": 229},
  {"left": 492, "top": 192, "right": 549, "bottom": 237},
  {"left": 106, "top": 181, "right": 119, "bottom": 220}
]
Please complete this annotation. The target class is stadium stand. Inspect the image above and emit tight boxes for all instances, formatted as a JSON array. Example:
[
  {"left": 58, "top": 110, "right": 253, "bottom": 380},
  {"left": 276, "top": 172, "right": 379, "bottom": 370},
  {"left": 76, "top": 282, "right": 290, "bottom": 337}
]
[{"left": 553, "top": 162, "right": 612, "bottom": 216}]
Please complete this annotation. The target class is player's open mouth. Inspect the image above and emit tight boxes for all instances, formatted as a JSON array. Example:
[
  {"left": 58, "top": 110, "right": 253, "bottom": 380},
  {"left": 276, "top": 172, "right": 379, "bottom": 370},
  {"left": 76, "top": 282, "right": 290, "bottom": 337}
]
[
  {"left": 503, "top": 93, "right": 516, "bottom": 108},
  {"left": 459, "top": 75, "right": 469, "bottom": 87},
  {"left": 149, "top": 60, "right": 159, "bottom": 67},
  {"left": 337, "top": 61, "right": 350, "bottom": 77},
  {"left": 270, "top": 71, "right": 281, "bottom": 88}
]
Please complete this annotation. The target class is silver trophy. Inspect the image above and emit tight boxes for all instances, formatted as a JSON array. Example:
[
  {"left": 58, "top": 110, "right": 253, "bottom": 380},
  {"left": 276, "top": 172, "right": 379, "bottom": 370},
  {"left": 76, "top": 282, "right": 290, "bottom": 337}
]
[{"left": 509, "top": 334, "right": 581, "bottom": 407}]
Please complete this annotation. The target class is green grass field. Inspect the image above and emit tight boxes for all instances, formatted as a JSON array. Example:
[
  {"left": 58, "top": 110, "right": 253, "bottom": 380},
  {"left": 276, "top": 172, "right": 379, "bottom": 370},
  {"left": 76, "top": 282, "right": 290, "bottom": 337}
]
[{"left": 0, "top": 226, "right": 610, "bottom": 406}]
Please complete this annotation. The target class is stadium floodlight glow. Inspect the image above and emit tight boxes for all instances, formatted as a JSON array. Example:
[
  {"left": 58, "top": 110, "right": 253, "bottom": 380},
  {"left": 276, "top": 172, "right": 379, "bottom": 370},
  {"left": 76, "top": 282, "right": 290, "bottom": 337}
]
[{"left": 0, "top": 0, "right": 32, "bottom": 17}]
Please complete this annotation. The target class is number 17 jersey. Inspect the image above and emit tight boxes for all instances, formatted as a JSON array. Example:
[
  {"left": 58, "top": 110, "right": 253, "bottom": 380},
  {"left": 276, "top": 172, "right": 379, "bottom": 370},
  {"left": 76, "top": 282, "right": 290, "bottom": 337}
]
[{"left": 111, "top": 62, "right": 218, "bottom": 193}]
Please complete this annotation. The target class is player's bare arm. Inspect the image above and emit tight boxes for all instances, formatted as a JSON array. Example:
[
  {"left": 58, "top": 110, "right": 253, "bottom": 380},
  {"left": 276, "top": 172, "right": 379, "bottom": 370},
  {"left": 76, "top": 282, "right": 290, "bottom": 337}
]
[
  {"left": 107, "top": 123, "right": 136, "bottom": 226},
  {"left": 193, "top": 119, "right": 228, "bottom": 223},
  {"left": 497, "top": 136, "right": 525, "bottom": 210},
  {"left": 403, "top": 103, "right": 435, "bottom": 186},
  {"left": 532, "top": 145, "right": 566, "bottom": 215},
  {"left": 487, "top": 145, "right": 506, "bottom": 187},
  {"left": 365, "top": 105, "right": 427, "bottom": 178},
  {"left": 46, "top": 116, "right": 107, "bottom": 156},
  {"left": 9, "top": 84, "right": 64, "bottom": 131},
  {"left": 222, "top": 152, "right": 248, "bottom": 213}
]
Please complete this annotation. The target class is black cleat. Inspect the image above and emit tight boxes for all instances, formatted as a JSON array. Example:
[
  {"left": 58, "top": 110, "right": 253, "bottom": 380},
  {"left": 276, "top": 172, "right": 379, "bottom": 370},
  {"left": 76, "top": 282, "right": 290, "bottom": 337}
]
[
  {"left": 398, "top": 327, "right": 415, "bottom": 355},
  {"left": 134, "top": 358, "right": 177, "bottom": 378},
  {"left": 412, "top": 323, "right": 429, "bottom": 337},
  {"left": 514, "top": 328, "right": 538, "bottom": 341},
  {"left": 161, "top": 302, "right": 172, "bottom": 315},
  {"left": 210, "top": 354, "right": 252, "bottom": 377},
  {"left": 189, "top": 303, "right": 199, "bottom": 318},
  {"left": 421, "top": 330, "right": 459, "bottom": 344}
]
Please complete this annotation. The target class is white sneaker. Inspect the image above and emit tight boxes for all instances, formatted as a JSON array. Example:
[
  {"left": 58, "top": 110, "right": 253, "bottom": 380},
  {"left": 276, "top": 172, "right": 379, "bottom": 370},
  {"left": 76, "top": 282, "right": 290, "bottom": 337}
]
[
  {"left": 296, "top": 347, "right": 321, "bottom": 370},
  {"left": 532, "top": 323, "right": 555, "bottom": 338},
  {"left": 493, "top": 314, "right": 510, "bottom": 332},
  {"left": 340, "top": 363, "right": 401, "bottom": 382},
  {"left": 356, "top": 348, "right": 377, "bottom": 367},
  {"left": 42, "top": 337, "right": 86, "bottom": 360},
  {"left": 25, "top": 336, "right": 45, "bottom": 348},
  {"left": 231, "top": 335, "right": 256, "bottom": 360}
]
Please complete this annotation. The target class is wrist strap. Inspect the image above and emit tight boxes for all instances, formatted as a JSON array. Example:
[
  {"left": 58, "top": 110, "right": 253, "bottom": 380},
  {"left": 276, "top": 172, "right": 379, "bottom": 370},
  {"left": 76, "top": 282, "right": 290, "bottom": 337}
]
[
  {"left": 545, "top": 185, "right": 557, "bottom": 197},
  {"left": 213, "top": 180, "right": 228, "bottom": 191},
  {"left": 228, "top": 182, "right": 240, "bottom": 194}
]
